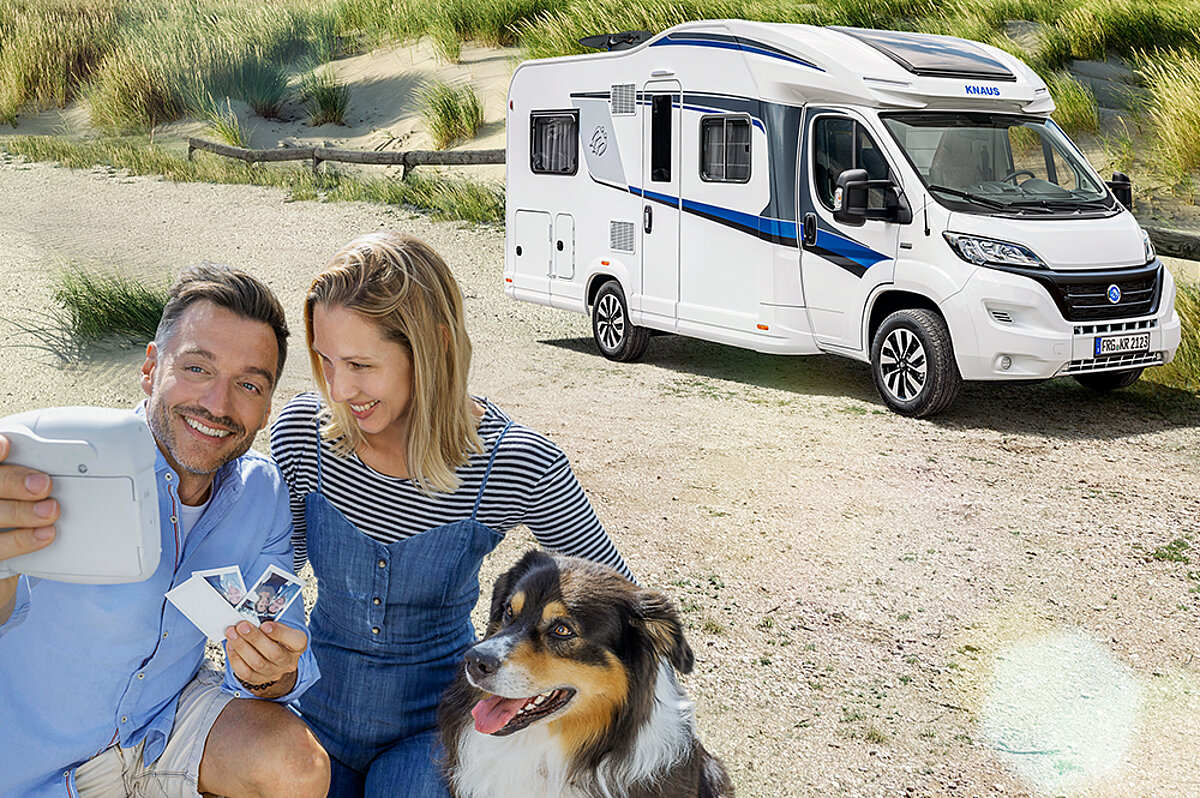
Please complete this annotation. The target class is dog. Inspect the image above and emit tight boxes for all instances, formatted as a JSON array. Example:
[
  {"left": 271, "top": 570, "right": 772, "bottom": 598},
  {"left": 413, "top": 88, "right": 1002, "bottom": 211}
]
[{"left": 439, "top": 550, "right": 734, "bottom": 798}]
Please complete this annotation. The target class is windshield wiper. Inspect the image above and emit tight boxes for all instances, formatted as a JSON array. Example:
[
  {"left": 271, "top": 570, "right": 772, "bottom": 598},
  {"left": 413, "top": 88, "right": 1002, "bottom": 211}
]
[
  {"left": 1008, "top": 197, "right": 1112, "bottom": 211},
  {"left": 926, "top": 184, "right": 1007, "bottom": 210}
]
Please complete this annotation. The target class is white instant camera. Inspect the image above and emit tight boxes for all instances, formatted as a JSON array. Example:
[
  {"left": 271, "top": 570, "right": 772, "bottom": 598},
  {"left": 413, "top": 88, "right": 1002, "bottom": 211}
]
[{"left": 0, "top": 407, "right": 160, "bottom": 584}]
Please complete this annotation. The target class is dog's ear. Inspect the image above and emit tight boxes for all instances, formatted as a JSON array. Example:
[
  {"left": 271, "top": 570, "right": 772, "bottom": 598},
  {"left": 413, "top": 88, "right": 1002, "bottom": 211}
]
[
  {"left": 486, "top": 550, "right": 555, "bottom": 632},
  {"left": 633, "top": 588, "right": 695, "bottom": 674}
]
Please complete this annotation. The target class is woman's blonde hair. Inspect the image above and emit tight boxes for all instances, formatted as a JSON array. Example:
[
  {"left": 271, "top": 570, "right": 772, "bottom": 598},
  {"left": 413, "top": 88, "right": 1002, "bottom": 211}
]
[{"left": 305, "top": 232, "right": 482, "bottom": 494}]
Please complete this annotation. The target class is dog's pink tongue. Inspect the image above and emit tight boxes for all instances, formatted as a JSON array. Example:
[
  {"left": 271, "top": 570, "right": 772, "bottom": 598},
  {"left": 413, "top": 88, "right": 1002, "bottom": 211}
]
[{"left": 472, "top": 695, "right": 526, "bottom": 735}]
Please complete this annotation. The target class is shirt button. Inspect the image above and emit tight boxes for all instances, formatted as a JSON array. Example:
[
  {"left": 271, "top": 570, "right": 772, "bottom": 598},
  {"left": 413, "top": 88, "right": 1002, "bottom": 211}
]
[
  {"left": 137, "top": 673, "right": 145, "bottom": 680},
  {"left": 170, "top": 516, "right": 177, "bottom": 524},
  {"left": 372, "top": 627, "right": 381, "bottom": 634},
  {"left": 165, "top": 474, "right": 172, "bottom": 481},
  {"left": 162, "top": 631, "right": 169, "bottom": 639},
  {"left": 121, "top": 716, "right": 128, "bottom": 724},
  {"left": 373, "top": 598, "right": 381, "bottom": 605},
  {"left": 377, "top": 560, "right": 386, "bottom": 568},
  {"left": 235, "top": 692, "right": 242, "bottom": 698}
]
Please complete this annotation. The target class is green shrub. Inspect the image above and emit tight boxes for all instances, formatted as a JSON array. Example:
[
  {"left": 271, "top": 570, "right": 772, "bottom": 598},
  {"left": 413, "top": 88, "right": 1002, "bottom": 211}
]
[
  {"left": 420, "top": 80, "right": 483, "bottom": 148},
  {"left": 1148, "top": 275, "right": 1200, "bottom": 393}
]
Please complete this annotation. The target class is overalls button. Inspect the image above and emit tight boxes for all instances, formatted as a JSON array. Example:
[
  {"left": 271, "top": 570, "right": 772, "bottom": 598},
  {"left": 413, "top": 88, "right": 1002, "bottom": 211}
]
[
  {"left": 373, "top": 598, "right": 381, "bottom": 605},
  {"left": 377, "top": 559, "right": 386, "bottom": 568},
  {"left": 372, "top": 627, "right": 381, "bottom": 634}
]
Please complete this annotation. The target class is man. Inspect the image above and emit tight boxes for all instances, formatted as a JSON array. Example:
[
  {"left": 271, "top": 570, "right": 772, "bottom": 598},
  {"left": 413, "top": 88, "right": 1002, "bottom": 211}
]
[{"left": 0, "top": 264, "right": 329, "bottom": 797}]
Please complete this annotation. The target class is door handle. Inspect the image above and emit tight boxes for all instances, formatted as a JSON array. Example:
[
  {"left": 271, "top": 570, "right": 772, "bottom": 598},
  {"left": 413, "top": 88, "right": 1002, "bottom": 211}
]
[
  {"left": 643, "top": 204, "right": 653, "bottom": 234},
  {"left": 802, "top": 213, "right": 817, "bottom": 247}
]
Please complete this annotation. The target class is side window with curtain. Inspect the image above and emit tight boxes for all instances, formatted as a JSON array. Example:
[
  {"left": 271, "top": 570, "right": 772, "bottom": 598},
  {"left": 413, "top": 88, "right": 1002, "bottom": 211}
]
[
  {"left": 700, "top": 116, "right": 751, "bottom": 182},
  {"left": 530, "top": 111, "right": 579, "bottom": 175}
]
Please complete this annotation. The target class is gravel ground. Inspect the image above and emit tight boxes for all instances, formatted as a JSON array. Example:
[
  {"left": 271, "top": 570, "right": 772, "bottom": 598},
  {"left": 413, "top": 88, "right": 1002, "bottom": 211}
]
[{"left": 1, "top": 156, "right": 1198, "bottom": 798}]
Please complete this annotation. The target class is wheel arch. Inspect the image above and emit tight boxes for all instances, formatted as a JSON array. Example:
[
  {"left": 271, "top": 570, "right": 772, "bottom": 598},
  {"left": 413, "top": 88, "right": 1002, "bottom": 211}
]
[
  {"left": 586, "top": 273, "right": 620, "bottom": 310},
  {"left": 866, "top": 290, "right": 943, "bottom": 347}
]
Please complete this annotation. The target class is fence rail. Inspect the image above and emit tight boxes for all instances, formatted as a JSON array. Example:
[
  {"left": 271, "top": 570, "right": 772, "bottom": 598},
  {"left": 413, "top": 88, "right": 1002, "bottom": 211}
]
[
  {"left": 186, "top": 138, "right": 1200, "bottom": 261},
  {"left": 186, "top": 137, "right": 504, "bottom": 177}
]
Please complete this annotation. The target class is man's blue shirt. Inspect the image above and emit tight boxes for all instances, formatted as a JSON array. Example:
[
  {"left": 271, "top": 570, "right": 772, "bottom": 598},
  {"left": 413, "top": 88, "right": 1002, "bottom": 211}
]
[{"left": 0, "top": 415, "right": 319, "bottom": 797}]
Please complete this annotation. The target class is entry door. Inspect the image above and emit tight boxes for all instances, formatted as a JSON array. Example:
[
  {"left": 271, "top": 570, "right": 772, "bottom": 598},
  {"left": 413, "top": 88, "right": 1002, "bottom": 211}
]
[
  {"left": 800, "top": 111, "right": 900, "bottom": 351},
  {"left": 639, "top": 81, "right": 681, "bottom": 321}
]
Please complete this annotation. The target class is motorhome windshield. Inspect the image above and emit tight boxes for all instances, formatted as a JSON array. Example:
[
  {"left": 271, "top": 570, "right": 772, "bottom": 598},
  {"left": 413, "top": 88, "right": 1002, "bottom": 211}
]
[{"left": 881, "top": 112, "right": 1116, "bottom": 216}]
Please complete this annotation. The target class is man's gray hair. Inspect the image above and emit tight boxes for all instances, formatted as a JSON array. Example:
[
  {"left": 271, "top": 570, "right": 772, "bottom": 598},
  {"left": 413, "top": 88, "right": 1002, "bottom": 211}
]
[{"left": 155, "top": 262, "right": 289, "bottom": 383}]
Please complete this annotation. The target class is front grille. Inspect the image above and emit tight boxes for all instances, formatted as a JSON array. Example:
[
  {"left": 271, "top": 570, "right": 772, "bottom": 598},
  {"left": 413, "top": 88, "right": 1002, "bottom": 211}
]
[
  {"left": 1061, "top": 351, "right": 1164, "bottom": 375},
  {"left": 994, "top": 262, "right": 1163, "bottom": 322}
]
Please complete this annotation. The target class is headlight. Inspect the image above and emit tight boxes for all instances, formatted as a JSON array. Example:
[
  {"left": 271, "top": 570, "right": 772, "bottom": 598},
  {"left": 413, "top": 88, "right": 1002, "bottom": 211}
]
[
  {"left": 943, "top": 232, "right": 1046, "bottom": 269},
  {"left": 1141, "top": 228, "right": 1156, "bottom": 263}
]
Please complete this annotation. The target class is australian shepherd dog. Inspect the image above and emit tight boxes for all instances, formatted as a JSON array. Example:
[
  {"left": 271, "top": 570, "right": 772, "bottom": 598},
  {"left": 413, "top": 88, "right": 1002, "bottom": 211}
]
[{"left": 439, "top": 550, "right": 734, "bottom": 798}]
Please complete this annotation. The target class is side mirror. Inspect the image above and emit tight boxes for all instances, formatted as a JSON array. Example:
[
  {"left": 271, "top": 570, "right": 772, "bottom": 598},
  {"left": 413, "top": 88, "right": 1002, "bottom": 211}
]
[
  {"left": 834, "top": 168, "right": 912, "bottom": 226},
  {"left": 1106, "top": 172, "right": 1132, "bottom": 210}
]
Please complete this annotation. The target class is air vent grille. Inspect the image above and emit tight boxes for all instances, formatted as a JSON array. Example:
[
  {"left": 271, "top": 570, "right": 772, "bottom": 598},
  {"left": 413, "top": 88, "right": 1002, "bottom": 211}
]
[
  {"left": 610, "top": 220, "right": 636, "bottom": 253},
  {"left": 611, "top": 84, "right": 635, "bottom": 115}
]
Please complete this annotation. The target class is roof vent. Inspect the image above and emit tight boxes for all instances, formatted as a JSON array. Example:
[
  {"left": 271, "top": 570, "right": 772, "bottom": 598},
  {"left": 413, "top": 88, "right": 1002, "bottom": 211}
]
[{"left": 579, "top": 31, "right": 653, "bottom": 51}]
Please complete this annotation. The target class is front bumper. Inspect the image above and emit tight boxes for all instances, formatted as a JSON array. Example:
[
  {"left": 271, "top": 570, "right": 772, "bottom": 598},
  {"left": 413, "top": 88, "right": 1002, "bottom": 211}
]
[{"left": 943, "top": 262, "right": 1182, "bottom": 381}]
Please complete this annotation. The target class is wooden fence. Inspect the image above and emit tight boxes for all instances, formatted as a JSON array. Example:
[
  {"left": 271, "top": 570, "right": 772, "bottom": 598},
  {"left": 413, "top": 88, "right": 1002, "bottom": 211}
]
[
  {"left": 186, "top": 137, "right": 504, "bottom": 178},
  {"left": 187, "top": 137, "right": 1200, "bottom": 262}
]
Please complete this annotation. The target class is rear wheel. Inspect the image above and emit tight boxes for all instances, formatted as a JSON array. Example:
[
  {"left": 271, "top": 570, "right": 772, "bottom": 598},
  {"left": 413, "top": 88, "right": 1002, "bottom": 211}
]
[
  {"left": 592, "top": 280, "right": 650, "bottom": 362},
  {"left": 1073, "top": 368, "right": 1143, "bottom": 391},
  {"left": 871, "top": 309, "right": 961, "bottom": 417}
]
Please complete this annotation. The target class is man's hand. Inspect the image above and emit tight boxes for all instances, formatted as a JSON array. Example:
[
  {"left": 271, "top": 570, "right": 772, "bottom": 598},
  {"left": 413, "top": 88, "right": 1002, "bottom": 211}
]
[
  {"left": 224, "top": 620, "right": 307, "bottom": 699},
  {"left": 0, "top": 433, "right": 59, "bottom": 621}
]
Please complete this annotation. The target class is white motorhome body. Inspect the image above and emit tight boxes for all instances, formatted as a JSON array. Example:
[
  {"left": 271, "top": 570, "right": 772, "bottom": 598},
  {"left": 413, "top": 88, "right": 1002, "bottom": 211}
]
[{"left": 504, "top": 22, "right": 1182, "bottom": 416}]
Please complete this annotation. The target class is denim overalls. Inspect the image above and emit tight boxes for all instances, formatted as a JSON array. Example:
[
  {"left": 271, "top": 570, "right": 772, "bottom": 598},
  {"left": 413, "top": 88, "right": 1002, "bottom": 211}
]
[{"left": 296, "top": 423, "right": 512, "bottom": 797}]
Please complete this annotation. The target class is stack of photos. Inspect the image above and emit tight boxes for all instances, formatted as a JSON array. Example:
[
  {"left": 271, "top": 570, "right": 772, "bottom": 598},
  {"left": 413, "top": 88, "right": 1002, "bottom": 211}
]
[{"left": 168, "top": 564, "right": 304, "bottom": 642}]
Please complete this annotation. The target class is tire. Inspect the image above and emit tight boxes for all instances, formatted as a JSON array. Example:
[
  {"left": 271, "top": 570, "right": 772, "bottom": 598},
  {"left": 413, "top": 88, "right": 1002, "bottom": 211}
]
[
  {"left": 1073, "top": 368, "right": 1143, "bottom": 391},
  {"left": 870, "top": 309, "right": 962, "bottom": 417},
  {"left": 592, "top": 281, "right": 650, "bottom": 362}
]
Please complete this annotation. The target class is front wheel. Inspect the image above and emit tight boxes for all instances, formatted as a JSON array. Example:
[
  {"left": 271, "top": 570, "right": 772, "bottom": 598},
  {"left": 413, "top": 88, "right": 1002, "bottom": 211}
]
[
  {"left": 592, "top": 281, "right": 650, "bottom": 362},
  {"left": 870, "top": 309, "right": 961, "bottom": 417},
  {"left": 1073, "top": 368, "right": 1143, "bottom": 391}
]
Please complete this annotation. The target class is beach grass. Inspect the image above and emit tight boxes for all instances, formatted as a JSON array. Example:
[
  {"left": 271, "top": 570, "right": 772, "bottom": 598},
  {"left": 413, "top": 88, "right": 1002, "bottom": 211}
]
[
  {"left": 420, "top": 81, "right": 484, "bottom": 149},
  {"left": 1136, "top": 49, "right": 1200, "bottom": 177},
  {"left": 53, "top": 266, "right": 169, "bottom": 347},
  {"left": 1147, "top": 276, "right": 1200, "bottom": 392},
  {"left": 299, "top": 65, "right": 350, "bottom": 126},
  {"left": 1045, "top": 72, "right": 1099, "bottom": 134}
]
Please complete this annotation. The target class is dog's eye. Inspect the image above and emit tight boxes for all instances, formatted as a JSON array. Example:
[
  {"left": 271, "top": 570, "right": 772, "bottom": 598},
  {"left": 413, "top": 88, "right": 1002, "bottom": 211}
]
[
  {"left": 504, "top": 603, "right": 514, "bottom": 620},
  {"left": 549, "top": 623, "right": 574, "bottom": 639}
]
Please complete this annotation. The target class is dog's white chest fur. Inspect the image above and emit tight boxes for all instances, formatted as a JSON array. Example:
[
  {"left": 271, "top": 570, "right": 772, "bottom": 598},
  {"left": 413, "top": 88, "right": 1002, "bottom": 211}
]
[
  {"left": 451, "top": 664, "right": 695, "bottom": 798},
  {"left": 453, "top": 723, "right": 580, "bottom": 798}
]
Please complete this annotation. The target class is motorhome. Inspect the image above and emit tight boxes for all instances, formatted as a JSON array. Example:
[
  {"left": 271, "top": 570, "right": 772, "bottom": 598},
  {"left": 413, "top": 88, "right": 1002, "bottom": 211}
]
[{"left": 503, "top": 22, "right": 1182, "bottom": 416}]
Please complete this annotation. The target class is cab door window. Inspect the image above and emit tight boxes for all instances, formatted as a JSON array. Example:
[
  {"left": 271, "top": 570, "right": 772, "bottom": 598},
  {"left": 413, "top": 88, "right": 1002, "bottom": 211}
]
[{"left": 814, "top": 116, "right": 891, "bottom": 211}]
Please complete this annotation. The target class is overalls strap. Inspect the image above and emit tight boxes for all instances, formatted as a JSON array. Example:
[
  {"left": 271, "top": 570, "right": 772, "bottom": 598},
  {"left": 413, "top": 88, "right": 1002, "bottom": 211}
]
[
  {"left": 314, "top": 419, "right": 325, "bottom": 491},
  {"left": 472, "top": 422, "right": 513, "bottom": 521}
]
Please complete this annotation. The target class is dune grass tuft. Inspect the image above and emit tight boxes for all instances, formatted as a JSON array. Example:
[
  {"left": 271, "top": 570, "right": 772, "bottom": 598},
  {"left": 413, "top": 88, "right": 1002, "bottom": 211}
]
[
  {"left": 299, "top": 65, "right": 349, "bottom": 126},
  {"left": 53, "top": 266, "right": 169, "bottom": 348},
  {"left": 420, "top": 81, "right": 484, "bottom": 149}
]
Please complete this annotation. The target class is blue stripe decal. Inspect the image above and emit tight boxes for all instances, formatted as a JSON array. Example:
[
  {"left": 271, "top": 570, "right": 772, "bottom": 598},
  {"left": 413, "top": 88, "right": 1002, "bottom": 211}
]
[
  {"left": 814, "top": 228, "right": 889, "bottom": 269},
  {"left": 649, "top": 36, "right": 824, "bottom": 72},
  {"left": 629, "top": 185, "right": 801, "bottom": 246},
  {"left": 637, "top": 98, "right": 766, "bottom": 132}
]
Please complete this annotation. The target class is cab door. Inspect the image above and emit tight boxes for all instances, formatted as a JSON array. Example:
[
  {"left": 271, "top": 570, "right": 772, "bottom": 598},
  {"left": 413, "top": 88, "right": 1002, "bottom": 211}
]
[
  {"left": 800, "top": 110, "right": 901, "bottom": 351},
  {"left": 639, "top": 81, "right": 681, "bottom": 322}
]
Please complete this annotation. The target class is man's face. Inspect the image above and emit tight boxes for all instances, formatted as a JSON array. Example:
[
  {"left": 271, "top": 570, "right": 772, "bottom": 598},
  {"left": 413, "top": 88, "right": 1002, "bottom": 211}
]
[{"left": 142, "top": 300, "right": 277, "bottom": 482}]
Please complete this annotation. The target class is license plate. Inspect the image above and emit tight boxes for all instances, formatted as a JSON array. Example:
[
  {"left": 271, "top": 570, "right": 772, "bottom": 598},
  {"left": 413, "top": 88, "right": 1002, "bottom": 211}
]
[{"left": 1094, "top": 332, "right": 1150, "bottom": 357}]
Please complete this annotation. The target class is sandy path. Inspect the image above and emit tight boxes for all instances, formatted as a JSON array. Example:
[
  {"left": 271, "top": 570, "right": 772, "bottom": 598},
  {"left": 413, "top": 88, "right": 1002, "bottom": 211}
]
[{"left": 1, "top": 156, "right": 1198, "bottom": 797}]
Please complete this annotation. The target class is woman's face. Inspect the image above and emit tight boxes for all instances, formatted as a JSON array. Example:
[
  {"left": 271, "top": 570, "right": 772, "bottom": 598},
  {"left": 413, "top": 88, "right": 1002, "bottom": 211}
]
[{"left": 311, "top": 303, "right": 414, "bottom": 440}]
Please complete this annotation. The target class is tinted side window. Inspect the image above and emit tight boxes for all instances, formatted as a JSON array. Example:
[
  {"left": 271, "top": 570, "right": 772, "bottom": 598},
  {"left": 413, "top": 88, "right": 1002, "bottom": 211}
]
[
  {"left": 700, "top": 116, "right": 751, "bottom": 182},
  {"left": 650, "top": 94, "right": 672, "bottom": 182},
  {"left": 531, "top": 111, "right": 578, "bottom": 175}
]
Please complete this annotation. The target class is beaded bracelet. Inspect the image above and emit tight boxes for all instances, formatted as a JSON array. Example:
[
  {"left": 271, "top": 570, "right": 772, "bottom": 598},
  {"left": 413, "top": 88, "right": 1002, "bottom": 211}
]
[{"left": 236, "top": 675, "right": 280, "bottom": 692}]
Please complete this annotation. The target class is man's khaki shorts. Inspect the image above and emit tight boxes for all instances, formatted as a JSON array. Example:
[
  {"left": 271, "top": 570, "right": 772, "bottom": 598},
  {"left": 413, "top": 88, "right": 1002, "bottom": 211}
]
[{"left": 73, "top": 666, "right": 233, "bottom": 798}]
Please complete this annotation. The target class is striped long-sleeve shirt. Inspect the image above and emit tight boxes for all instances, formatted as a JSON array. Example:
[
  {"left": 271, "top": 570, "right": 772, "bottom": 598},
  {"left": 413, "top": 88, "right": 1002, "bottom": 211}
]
[{"left": 269, "top": 392, "right": 632, "bottom": 580}]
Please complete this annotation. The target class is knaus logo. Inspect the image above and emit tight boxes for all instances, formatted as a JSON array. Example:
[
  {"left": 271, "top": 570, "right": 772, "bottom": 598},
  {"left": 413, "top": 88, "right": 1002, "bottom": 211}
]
[{"left": 965, "top": 85, "right": 1001, "bottom": 96}]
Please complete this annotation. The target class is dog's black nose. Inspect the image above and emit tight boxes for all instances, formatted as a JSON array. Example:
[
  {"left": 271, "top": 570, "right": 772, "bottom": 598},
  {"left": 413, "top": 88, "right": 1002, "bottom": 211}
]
[{"left": 465, "top": 647, "right": 501, "bottom": 680}]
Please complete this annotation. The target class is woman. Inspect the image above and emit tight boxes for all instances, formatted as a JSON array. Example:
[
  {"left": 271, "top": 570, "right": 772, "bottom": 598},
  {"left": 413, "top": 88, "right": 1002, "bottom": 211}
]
[{"left": 270, "top": 232, "right": 632, "bottom": 797}]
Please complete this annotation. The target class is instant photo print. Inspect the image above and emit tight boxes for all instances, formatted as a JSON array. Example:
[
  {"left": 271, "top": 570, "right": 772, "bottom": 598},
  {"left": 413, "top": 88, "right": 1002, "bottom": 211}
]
[
  {"left": 237, "top": 564, "right": 304, "bottom": 623},
  {"left": 0, "top": 407, "right": 160, "bottom": 584}
]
